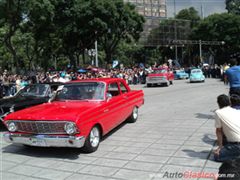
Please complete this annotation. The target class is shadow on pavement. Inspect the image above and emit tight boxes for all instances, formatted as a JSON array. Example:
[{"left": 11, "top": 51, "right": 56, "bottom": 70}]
[
  {"left": 195, "top": 113, "right": 215, "bottom": 120},
  {"left": 2, "top": 144, "right": 82, "bottom": 160},
  {"left": 182, "top": 149, "right": 212, "bottom": 160},
  {"left": 202, "top": 134, "right": 216, "bottom": 146},
  {"left": 101, "top": 121, "right": 127, "bottom": 141}
]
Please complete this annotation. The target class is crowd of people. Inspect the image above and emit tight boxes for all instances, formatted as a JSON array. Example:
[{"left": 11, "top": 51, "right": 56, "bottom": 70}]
[
  {"left": 0, "top": 63, "right": 233, "bottom": 98},
  {"left": 0, "top": 66, "right": 149, "bottom": 98}
]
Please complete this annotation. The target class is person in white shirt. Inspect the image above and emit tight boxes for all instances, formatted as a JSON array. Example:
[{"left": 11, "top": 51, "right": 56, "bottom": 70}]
[{"left": 214, "top": 94, "right": 240, "bottom": 162}]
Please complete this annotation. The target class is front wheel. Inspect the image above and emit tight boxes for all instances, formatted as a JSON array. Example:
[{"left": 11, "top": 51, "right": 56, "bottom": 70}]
[
  {"left": 127, "top": 107, "right": 138, "bottom": 123},
  {"left": 82, "top": 126, "right": 101, "bottom": 153}
]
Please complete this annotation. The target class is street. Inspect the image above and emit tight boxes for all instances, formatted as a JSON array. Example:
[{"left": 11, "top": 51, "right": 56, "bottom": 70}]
[{"left": 0, "top": 78, "right": 228, "bottom": 180}]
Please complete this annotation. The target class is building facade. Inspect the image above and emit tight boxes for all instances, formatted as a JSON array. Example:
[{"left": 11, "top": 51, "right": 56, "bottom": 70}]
[{"left": 124, "top": 0, "right": 167, "bottom": 18}]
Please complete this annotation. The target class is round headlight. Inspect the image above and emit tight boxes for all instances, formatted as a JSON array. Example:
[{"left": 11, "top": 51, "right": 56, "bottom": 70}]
[
  {"left": 64, "top": 122, "right": 77, "bottom": 135},
  {"left": 7, "top": 122, "right": 17, "bottom": 132}
]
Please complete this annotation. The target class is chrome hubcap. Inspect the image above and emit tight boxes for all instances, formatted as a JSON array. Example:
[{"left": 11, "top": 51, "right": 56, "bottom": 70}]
[
  {"left": 90, "top": 127, "right": 100, "bottom": 147},
  {"left": 133, "top": 107, "right": 138, "bottom": 119}
]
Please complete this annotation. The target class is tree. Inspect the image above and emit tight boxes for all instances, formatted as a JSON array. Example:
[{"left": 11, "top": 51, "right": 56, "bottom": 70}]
[
  {"left": 99, "top": 0, "right": 145, "bottom": 64},
  {"left": 226, "top": 0, "right": 240, "bottom": 15},
  {"left": 193, "top": 13, "right": 240, "bottom": 64},
  {"left": 0, "top": 0, "right": 25, "bottom": 72},
  {"left": 175, "top": 7, "right": 200, "bottom": 28}
]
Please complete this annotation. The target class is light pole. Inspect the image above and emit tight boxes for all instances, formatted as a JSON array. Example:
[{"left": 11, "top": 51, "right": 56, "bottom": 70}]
[
  {"left": 174, "top": 0, "right": 178, "bottom": 61},
  {"left": 95, "top": 40, "right": 98, "bottom": 67},
  {"left": 199, "top": 40, "right": 202, "bottom": 63},
  {"left": 94, "top": 31, "right": 99, "bottom": 67}
]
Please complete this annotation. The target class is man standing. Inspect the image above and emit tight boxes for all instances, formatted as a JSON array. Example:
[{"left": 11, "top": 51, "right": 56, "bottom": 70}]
[
  {"left": 225, "top": 59, "right": 240, "bottom": 96},
  {"left": 214, "top": 94, "right": 240, "bottom": 162}
]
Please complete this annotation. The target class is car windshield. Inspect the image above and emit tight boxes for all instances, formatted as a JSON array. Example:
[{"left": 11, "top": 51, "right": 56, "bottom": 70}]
[
  {"left": 191, "top": 69, "right": 201, "bottom": 73},
  {"left": 18, "top": 84, "right": 50, "bottom": 97},
  {"left": 153, "top": 69, "right": 167, "bottom": 74},
  {"left": 55, "top": 82, "right": 105, "bottom": 101}
]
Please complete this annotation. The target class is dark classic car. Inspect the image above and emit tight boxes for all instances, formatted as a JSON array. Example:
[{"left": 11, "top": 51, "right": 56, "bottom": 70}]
[
  {"left": 3, "top": 78, "right": 144, "bottom": 153},
  {"left": 0, "top": 83, "right": 62, "bottom": 122}
]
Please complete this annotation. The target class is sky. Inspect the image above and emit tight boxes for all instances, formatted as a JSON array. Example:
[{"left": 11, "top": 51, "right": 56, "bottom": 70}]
[{"left": 167, "top": 0, "right": 227, "bottom": 18}]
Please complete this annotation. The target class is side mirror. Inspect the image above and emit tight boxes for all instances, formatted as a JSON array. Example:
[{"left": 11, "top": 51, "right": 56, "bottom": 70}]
[{"left": 106, "top": 93, "right": 112, "bottom": 102}]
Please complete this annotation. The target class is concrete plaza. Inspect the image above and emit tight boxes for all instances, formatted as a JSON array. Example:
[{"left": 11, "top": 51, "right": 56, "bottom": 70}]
[{"left": 0, "top": 78, "right": 228, "bottom": 180}]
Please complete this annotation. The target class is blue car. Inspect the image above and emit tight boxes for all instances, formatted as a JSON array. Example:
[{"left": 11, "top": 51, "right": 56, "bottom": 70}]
[
  {"left": 174, "top": 70, "right": 189, "bottom": 79},
  {"left": 189, "top": 69, "right": 205, "bottom": 83}
]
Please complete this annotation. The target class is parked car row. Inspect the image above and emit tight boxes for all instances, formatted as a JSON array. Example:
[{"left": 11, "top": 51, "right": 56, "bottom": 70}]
[
  {"left": 2, "top": 79, "right": 144, "bottom": 153},
  {"left": 146, "top": 68, "right": 205, "bottom": 88}
]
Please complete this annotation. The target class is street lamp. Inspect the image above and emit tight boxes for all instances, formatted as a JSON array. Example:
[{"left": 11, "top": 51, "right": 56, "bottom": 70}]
[
  {"left": 95, "top": 31, "right": 98, "bottom": 67},
  {"left": 199, "top": 40, "right": 202, "bottom": 63}
]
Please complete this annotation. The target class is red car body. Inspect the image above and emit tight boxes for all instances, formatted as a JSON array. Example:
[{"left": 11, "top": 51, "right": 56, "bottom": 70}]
[
  {"left": 3, "top": 78, "right": 144, "bottom": 152},
  {"left": 146, "top": 68, "right": 174, "bottom": 87}
]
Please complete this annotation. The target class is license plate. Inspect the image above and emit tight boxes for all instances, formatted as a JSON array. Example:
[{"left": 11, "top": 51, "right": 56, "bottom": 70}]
[{"left": 30, "top": 137, "right": 46, "bottom": 146}]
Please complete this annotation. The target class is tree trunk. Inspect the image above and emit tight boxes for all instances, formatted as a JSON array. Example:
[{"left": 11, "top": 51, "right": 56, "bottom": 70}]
[
  {"left": 82, "top": 51, "right": 85, "bottom": 65},
  {"left": 105, "top": 50, "right": 112, "bottom": 64},
  {"left": 69, "top": 54, "right": 76, "bottom": 70}
]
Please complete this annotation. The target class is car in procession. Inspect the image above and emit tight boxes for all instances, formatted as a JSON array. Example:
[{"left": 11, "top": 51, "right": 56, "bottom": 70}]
[
  {"left": 189, "top": 69, "right": 205, "bottom": 83},
  {"left": 146, "top": 68, "right": 174, "bottom": 87},
  {"left": 174, "top": 69, "right": 189, "bottom": 80},
  {"left": 0, "top": 83, "right": 62, "bottom": 122},
  {"left": 3, "top": 78, "right": 144, "bottom": 153}
]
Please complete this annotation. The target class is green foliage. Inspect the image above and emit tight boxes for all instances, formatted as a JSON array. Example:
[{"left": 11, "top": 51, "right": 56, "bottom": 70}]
[
  {"left": 0, "top": 0, "right": 145, "bottom": 71},
  {"left": 193, "top": 13, "right": 240, "bottom": 64},
  {"left": 99, "top": 0, "right": 145, "bottom": 63},
  {"left": 226, "top": 0, "right": 240, "bottom": 15},
  {"left": 176, "top": 7, "right": 200, "bottom": 28}
]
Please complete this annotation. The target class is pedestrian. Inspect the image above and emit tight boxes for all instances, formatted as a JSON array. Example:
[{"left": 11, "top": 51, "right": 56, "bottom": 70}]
[
  {"left": 214, "top": 94, "right": 240, "bottom": 162},
  {"left": 225, "top": 59, "right": 240, "bottom": 96}
]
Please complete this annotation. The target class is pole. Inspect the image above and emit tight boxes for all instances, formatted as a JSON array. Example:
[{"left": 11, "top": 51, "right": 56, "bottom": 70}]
[
  {"left": 174, "top": 0, "right": 178, "bottom": 61},
  {"left": 95, "top": 40, "right": 98, "bottom": 67},
  {"left": 199, "top": 40, "right": 202, "bottom": 63}
]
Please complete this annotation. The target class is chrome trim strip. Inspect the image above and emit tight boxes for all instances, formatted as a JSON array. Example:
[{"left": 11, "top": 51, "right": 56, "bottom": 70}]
[{"left": 3, "top": 133, "right": 85, "bottom": 148}]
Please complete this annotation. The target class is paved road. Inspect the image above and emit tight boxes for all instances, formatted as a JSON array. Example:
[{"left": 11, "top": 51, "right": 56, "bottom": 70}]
[{"left": 0, "top": 78, "right": 228, "bottom": 180}]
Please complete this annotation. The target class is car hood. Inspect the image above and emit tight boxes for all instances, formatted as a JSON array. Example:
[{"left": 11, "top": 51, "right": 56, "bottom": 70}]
[
  {"left": 190, "top": 73, "right": 203, "bottom": 78},
  {"left": 0, "top": 95, "right": 47, "bottom": 108},
  {"left": 5, "top": 101, "right": 102, "bottom": 121}
]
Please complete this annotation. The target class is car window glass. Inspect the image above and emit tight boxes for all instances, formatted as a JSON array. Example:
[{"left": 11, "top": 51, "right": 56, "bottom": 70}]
[
  {"left": 56, "top": 82, "right": 104, "bottom": 100},
  {"left": 19, "top": 84, "right": 49, "bottom": 97},
  {"left": 119, "top": 82, "right": 128, "bottom": 94},
  {"left": 107, "top": 83, "right": 120, "bottom": 97}
]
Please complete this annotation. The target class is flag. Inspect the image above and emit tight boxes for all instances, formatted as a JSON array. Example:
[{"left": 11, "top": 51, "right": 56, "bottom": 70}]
[{"left": 112, "top": 60, "right": 119, "bottom": 68}]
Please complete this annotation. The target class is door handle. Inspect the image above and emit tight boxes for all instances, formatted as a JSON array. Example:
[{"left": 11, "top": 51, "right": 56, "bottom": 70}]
[
  {"left": 123, "top": 96, "right": 128, "bottom": 99},
  {"left": 103, "top": 109, "right": 109, "bottom": 113}
]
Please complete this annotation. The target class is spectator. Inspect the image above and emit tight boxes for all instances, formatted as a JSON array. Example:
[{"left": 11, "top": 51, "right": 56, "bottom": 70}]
[
  {"left": 225, "top": 59, "right": 240, "bottom": 96},
  {"left": 214, "top": 94, "right": 240, "bottom": 162},
  {"left": 230, "top": 94, "right": 240, "bottom": 110}
]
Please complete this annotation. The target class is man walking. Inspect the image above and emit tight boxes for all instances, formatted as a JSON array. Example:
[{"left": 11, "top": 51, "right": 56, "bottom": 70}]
[{"left": 225, "top": 59, "right": 240, "bottom": 96}]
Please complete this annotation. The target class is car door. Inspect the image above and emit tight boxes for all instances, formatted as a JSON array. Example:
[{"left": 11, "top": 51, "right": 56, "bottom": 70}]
[
  {"left": 100, "top": 82, "right": 126, "bottom": 133},
  {"left": 118, "top": 81, "right": 132, "bottom": 119}
]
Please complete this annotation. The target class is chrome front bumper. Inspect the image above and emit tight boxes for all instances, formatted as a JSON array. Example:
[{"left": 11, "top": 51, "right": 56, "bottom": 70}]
[
  {"left": 147, "top": 79, "right": 168, "bottom": 84},
  {"left": 3, "top": 133, "right": 85, "bottom": 148}
]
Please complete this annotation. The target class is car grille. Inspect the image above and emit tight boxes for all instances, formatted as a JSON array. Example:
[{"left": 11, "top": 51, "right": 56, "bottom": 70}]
[
  {"left": 148, "top": 77, "right": 164, "bottom": 81},
  {"left": 9, "top": 121, "right": 67, "bottom": 134}
]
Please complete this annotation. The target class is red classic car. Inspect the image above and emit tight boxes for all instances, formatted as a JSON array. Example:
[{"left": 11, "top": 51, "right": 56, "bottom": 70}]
[
  {"left": 3, "top": 78, "right": 144, "bottom": 153},
  {"left": 146, "top": 68, "right": 174, "bottom": 87}
]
